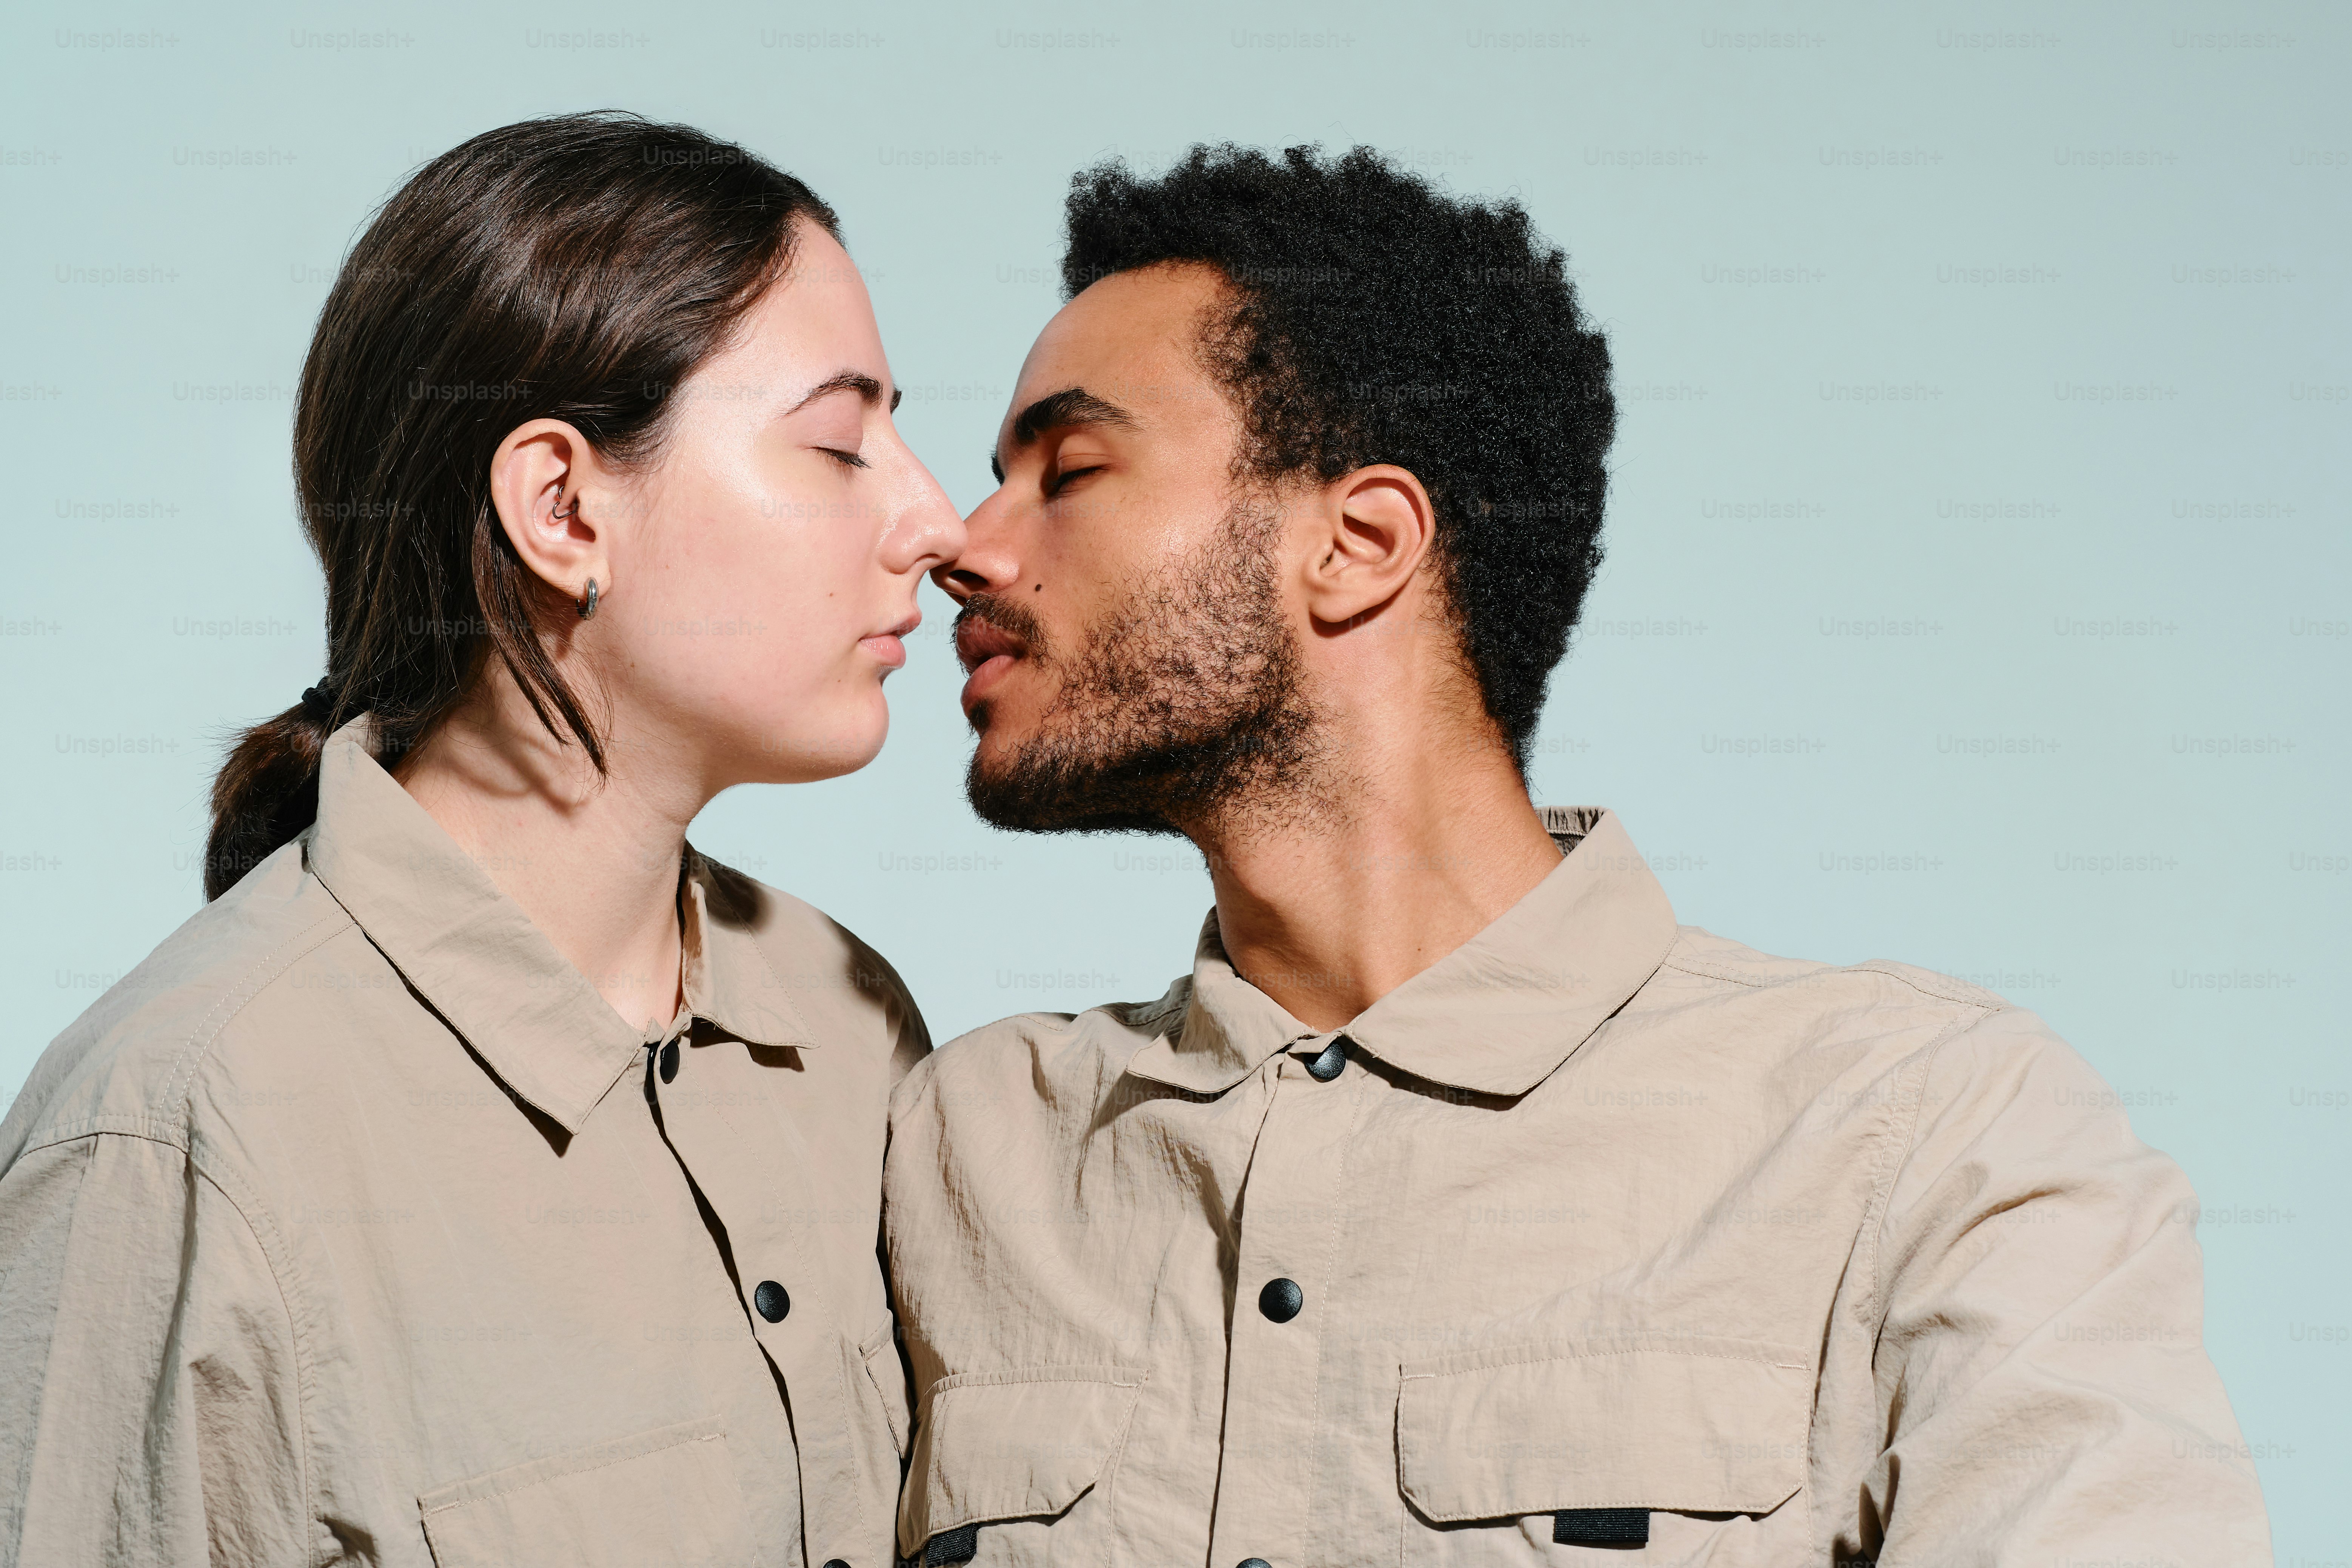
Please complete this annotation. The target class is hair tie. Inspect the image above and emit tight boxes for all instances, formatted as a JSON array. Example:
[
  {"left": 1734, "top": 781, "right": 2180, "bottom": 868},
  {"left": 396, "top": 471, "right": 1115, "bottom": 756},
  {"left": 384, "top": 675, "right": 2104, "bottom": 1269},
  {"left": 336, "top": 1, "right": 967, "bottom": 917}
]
[{"left": 299, "top": 681, "right": 340, "bottom": 722}]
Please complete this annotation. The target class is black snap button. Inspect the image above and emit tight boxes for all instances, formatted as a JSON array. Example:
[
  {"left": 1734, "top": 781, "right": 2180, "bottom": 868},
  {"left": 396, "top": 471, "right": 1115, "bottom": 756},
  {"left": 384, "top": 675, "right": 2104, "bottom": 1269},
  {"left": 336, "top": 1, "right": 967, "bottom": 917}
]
[
  {"left": 658, "top": 1040, "right": 680, "bottom": 1083},
  {"left": 1257, "top": 1277, "right": 1303, "bottom": 1322},
  {"left": 1304, "top": 1039, "right": 1346, "bottom": 1080},
  {"left": 822, "top": 1560, "right": 851, "bottom": 1568},
  {"left": 754, "top": 1280, "right": 790, "bottom": 1322},
  {"left": 1239, "top": 1559, "right": 1274, "bottom": 1568}
]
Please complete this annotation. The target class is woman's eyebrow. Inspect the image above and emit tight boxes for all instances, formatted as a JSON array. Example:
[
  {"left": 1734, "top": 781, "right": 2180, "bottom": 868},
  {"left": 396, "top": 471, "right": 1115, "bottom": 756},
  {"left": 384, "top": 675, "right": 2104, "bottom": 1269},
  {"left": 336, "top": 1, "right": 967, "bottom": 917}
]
[{"left": 783, "top": 369, "right": 896, "bottom": 414}]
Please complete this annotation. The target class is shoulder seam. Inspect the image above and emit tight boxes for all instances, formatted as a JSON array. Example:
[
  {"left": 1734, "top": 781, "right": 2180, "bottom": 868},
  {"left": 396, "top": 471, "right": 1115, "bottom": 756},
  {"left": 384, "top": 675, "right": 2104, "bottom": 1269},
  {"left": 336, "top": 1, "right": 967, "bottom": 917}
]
[
  {"left": 184, "top": 1145, "right": 317, "bottom": 1541},
  {"left": 1843, "top": 961, "right": 2010, "bottom": 1009},
  {"left": 1659, "top": 956, "right": 1767, "bottom": 990},
  {"left": 1663, "top": 952, "right": 2010, "bottom": 1011},
  {"left": 158, "top": 910, "right": 355, "bottom": 1126},
  {"left": 17, "top": 1115, "right": 194, "bottom": 1158},
  {"left": 1859, "top": 1007, "right": 1999, "bottom": 1326},
  {"left": 3, "top": 1124, "right": 320, "bottom": 1539}
]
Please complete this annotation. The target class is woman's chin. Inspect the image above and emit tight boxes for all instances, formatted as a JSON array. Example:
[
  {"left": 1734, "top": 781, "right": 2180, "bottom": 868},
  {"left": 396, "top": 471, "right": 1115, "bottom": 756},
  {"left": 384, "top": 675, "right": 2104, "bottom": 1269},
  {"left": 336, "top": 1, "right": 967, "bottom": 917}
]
[{"left": 738, "top": 714, "right": 888, "bottom": 785}]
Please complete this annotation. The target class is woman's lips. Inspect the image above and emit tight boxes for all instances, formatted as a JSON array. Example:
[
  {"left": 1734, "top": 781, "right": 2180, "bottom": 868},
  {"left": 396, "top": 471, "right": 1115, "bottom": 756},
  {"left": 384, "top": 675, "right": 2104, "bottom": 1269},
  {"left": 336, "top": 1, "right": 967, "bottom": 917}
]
[
  {"left": 860, "top": 610, "right": 920, "bottom": 670},
  {"left": 960, "top": 652, "right": 1016, "bottom": 712}
]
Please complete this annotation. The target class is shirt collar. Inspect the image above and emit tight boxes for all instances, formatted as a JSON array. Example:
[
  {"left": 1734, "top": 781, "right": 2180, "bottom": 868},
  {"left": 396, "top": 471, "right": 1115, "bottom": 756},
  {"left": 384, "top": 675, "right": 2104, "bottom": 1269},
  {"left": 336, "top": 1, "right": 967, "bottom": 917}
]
[
  {"left": 678, "top": 848, "right": 816, "bottom": 1054},
  {"left": 1125, "top": 807, "right": 1677, "bottom": 1098},
  {"left": 305, "top": 719, "right": 812, "bottom": 1134}
]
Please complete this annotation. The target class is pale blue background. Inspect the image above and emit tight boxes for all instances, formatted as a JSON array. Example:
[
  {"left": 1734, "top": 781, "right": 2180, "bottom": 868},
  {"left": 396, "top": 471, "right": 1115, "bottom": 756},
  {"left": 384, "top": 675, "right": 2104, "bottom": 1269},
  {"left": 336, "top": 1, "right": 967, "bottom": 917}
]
[{"left": 4, "top": 0, "right": 2344, "bottom": 1553}]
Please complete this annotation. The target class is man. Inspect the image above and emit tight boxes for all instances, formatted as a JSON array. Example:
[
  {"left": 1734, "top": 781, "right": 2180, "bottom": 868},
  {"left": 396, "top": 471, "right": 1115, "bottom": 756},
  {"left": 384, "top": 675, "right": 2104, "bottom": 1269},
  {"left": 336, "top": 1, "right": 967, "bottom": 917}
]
[{"left": 884, "top": 146, "right": 2267, "bottom": 1567}]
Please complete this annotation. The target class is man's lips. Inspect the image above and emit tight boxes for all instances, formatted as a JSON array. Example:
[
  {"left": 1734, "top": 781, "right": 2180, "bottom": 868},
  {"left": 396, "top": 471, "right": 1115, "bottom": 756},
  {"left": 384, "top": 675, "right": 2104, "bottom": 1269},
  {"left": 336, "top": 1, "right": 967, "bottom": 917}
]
[
  {"left": 960, "top": 652, "right": 1018, "bottom": 713},
  {"left": 954, "top": 617, "right": 1030, "bottom": 713},
  {"left": 953, "top": 617, "right": 1028, "bottom": 674}
]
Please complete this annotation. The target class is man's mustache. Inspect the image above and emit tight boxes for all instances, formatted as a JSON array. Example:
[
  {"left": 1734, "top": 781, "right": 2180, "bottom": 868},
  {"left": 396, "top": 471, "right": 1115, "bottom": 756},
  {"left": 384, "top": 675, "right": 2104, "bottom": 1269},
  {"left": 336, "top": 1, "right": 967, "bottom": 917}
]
[{"left": 953, "top": 593, "right": 1050, "bottom": 662}]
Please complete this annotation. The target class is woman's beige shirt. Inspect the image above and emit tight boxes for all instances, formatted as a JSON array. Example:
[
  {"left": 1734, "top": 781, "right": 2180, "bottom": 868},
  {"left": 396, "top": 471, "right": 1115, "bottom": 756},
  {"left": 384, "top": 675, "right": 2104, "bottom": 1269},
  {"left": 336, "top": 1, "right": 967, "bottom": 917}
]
[{"left": 0, "top": 722, "right": 926, "bottom": 1568}]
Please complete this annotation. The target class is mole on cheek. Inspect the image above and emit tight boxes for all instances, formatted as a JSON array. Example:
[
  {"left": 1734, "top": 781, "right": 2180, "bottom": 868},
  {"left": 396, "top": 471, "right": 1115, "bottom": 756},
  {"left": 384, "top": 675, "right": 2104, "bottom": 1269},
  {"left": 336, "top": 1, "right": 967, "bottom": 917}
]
[{"left": 1034, "top": 583, "right": 1043, "bottom": 592}]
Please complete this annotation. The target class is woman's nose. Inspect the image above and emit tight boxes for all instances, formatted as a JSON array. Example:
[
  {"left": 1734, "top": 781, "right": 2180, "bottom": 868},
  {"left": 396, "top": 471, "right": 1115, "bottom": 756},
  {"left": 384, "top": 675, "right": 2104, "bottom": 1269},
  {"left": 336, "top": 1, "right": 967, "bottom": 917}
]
[{"left": 881, "top": 456, "right": 965, "bottom": 578}]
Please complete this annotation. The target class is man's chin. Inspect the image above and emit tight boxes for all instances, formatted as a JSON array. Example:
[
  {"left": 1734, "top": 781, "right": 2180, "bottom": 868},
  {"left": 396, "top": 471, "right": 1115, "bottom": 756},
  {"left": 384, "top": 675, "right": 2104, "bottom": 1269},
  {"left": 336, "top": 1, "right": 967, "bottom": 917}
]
[{"left": 963, "top": 746, "right": 1188, "bottom": 838}]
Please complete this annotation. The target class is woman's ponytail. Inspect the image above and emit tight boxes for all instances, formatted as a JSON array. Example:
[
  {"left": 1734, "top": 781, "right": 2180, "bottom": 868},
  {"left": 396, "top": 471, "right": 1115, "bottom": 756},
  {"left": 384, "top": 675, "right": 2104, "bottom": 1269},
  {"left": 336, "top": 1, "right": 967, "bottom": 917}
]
[{"left": 203, "top": 701, "right": 334, "bottom": 900}]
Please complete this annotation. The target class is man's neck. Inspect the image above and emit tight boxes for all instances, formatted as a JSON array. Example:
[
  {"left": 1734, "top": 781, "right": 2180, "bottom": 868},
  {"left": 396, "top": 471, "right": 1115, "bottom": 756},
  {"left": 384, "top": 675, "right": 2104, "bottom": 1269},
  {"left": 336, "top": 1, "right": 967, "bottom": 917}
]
[
  {"left": 1191, "top": 738, "right": 1564, "bottom": 1031},
  {"left": 394, "top": 678, "right": 702, "bottom": 1034}
]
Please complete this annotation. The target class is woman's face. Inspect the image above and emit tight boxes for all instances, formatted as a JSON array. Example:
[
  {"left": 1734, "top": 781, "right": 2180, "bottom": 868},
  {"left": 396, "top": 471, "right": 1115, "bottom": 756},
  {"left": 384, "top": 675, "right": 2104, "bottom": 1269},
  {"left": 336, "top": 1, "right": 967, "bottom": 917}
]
[{"left": 595, "top": 223, "right": 962, "bottom": 789}]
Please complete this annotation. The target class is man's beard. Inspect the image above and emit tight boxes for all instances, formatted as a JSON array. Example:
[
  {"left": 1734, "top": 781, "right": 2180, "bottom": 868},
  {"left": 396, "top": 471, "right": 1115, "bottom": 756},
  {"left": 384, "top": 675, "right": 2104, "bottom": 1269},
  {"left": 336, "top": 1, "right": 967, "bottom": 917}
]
[{"left": 963, "top": 498, "right": 1327, "bottom": 838}]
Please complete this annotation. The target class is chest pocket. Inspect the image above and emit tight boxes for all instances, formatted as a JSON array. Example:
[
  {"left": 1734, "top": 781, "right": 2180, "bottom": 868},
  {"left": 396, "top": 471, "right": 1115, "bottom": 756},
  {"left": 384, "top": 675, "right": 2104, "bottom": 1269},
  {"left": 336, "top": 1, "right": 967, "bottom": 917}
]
[
  {"left": 419, "top": 1416, "right": 753, "bottom": 1568},
  {"left": 896, "top": 1365, "right": 1147, "bottom": 1563},
  {"left": 1397, "top": 1338, "right": 1811, "bottom": 1563}
]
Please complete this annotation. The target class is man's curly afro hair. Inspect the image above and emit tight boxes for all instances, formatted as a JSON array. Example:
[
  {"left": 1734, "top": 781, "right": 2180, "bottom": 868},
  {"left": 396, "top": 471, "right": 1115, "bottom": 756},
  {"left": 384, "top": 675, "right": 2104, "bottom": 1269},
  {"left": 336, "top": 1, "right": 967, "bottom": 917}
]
[{"left": 1061, "top": 143, "right": 1615, "bottom": 773}]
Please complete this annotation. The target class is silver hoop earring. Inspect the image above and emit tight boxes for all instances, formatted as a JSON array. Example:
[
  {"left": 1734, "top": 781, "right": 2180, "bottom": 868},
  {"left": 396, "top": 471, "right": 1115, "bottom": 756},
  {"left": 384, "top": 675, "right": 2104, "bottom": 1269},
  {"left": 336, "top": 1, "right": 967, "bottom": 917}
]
[
  {"left": 578, "top": 578, "right": 599, "bottom": 620},
  {"left": 551, "top": 487, "right": 578, "bottom": 522}
]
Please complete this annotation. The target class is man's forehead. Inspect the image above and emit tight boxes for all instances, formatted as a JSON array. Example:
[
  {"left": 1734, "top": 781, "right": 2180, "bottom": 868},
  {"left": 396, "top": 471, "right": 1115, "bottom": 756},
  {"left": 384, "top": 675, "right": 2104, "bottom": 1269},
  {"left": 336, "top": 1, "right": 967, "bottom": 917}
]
[{"left": 1007, "top": 265, "right": 1226, "bottom": 422}]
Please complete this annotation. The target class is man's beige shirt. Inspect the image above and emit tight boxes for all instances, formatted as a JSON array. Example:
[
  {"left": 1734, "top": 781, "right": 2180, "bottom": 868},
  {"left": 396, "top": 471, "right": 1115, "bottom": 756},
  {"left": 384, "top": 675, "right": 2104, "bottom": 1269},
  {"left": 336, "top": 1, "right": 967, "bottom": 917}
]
[
  {"left": 0, "top": 722, "right": 925, "bottom": 1567},
  {"left": 884, "top": 808, "right": 2269, "bottom": 1567}
]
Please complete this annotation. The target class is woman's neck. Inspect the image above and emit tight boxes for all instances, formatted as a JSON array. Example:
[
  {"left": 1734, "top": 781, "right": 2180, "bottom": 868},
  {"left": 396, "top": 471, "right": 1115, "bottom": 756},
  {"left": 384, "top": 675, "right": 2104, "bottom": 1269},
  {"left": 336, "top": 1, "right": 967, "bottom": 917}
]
[{"left": 394, "top": 676, "right": 702, "bottom": 1033}]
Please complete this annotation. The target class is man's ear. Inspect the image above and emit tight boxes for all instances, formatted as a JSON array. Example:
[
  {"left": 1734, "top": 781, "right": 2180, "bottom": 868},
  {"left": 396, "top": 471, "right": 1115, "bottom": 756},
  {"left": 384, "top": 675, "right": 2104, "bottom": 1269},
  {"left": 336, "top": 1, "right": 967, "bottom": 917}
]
[
  {"left": 489, "top": 419, "right": 613, "bottom": 611},
  {"left": 1298, "top": 464, "right": 1437, "bottom": 629}
]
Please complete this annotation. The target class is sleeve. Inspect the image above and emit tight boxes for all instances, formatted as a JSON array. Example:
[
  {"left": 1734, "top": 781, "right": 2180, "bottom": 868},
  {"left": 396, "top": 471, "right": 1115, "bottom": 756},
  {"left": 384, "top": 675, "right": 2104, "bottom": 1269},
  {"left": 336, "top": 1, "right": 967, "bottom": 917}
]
[
  {"left": 1863, "top": 1007, "right": 2271, "bottom": 1565},
  {"left": 0, "top": 1132, "right": 308, "bottom": 1567}
]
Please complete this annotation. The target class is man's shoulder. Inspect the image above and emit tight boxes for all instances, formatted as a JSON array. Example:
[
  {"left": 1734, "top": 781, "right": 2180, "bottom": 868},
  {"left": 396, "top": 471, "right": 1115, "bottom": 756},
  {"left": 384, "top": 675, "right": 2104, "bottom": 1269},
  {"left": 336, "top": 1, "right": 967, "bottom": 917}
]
[
  {"left": 2, "top": 842, "right": 356, "bottom": 1167},
  {"left": 1639, "top": 923, "right": 2100, "bottom": 1107},
  {"left": 1648, "top": 924, "right": 2031, "bottom": 1044},
  {"left": 1656, "top": 923, "right": 2008, "bottom": 1011}
]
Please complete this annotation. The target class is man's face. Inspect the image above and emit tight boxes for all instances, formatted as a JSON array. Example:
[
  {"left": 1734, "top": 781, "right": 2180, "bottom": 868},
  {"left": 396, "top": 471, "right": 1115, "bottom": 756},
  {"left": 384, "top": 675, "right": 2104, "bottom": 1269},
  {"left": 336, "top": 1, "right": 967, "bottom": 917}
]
[{"left": 939, "top": 263, "right": 1323, "bottom": 836}]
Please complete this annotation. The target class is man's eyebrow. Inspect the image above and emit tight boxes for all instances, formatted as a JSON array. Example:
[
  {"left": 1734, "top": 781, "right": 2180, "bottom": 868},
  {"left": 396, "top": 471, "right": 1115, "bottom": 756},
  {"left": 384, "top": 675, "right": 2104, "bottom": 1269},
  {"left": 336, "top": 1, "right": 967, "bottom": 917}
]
[
  {"left": 783, "top": 370, "right": 890, "bottom": 416},
  {"left": 1012, "top": 386, "right": 1134, "bottom": 445},
  {"left": 990, "top": 385, "right": 1136, "bottom": 482}
]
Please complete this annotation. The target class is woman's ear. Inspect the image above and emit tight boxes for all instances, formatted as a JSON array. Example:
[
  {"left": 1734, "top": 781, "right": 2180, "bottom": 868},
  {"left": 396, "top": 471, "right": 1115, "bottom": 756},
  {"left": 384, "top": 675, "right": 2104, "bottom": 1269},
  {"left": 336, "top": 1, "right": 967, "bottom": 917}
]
[
  {"left": 489, "top": 419, "right": 612, "bottom": 611},
  {"left": 1299, "top": 464, "right": 1437, "bottom": 629}
]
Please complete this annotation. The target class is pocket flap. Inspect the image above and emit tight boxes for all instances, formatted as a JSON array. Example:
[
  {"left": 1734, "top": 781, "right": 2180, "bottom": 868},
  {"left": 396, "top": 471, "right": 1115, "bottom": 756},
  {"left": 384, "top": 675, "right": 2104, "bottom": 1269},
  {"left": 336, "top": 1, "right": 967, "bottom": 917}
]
[
  {"left": 898, "top": 1365, "right": 1147, "bottom": 1556},
  {"left": 419, "top": 1415, "right": 752, "bottom": 1568},
  {"left": 1397, "top": 1337, "right": 1810, "bottom": 1521}
]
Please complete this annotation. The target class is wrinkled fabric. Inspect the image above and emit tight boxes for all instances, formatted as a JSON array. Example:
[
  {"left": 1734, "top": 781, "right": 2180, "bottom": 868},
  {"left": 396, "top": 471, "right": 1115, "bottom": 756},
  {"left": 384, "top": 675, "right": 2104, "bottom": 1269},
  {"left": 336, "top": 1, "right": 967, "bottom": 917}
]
[
  {"left": 0, "top": 720, "right": 926, "bottom": 1567},
  {"left": 884, "top": 806, "right": 2269, "bottom": 1567}
]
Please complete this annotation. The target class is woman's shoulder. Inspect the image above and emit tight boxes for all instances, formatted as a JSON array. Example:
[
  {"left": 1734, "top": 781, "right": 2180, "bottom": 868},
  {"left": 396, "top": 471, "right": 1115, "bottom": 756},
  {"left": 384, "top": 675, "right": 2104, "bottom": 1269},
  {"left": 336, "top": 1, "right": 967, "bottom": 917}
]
[{"left": 2, "top": 840, "right": 357, "bottom": 1167}]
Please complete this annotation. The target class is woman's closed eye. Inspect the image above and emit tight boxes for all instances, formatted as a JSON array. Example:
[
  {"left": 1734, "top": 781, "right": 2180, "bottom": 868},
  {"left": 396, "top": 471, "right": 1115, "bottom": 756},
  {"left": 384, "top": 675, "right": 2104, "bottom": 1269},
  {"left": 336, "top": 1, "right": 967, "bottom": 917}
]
[{"left": 820, "top": 447, "right": 870, "bottom": 471}]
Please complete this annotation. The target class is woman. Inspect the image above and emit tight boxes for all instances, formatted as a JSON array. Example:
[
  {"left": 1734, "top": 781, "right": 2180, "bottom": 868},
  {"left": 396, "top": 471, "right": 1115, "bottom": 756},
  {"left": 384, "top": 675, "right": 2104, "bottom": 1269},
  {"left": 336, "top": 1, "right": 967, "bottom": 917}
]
[{"left": 0, "top": 113, "right": 958, "bottom": 1567}]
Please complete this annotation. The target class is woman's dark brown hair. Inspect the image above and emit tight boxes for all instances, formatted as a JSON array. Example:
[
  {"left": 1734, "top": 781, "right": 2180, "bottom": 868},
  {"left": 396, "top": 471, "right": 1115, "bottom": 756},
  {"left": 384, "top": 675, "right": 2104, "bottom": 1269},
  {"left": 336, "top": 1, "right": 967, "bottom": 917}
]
[{"left": 204, "top": 111, "right": 837, "bottom": 898}]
